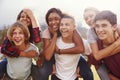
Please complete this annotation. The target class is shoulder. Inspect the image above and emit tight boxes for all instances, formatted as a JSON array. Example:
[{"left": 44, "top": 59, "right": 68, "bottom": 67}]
[
  {"left": 41, "top": 28, "right": 51, "bottom": 39},
  {"left": 29, "top": 43, "right": 38, "bottom": 50}
]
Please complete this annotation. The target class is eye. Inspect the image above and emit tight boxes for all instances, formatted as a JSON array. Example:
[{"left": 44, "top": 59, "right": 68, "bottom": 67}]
[
  {"left": 19, "top": 32, "right": 23, "bottom": 35},
  {"left": 12, "top": 32, "right": 17, "bottom": 36},
  {"left": 95, "top": 24, "right": 100, "bottom": 29},
  {"left": 65, "top": 23, "right": 70, "bottom": 26},
  {"left": 20, "top": 15, "right": 25, "bottom": 18},
  {"left": 55, "top": 17, "right": 60, "bottom": 21},
  {"left": 102, "top": 24, "right": 107, "bottom": 28},
  {"left": 60, "top": 23, "right": 63, "bottom": 26},
  {"left": 48, "top": 18, "right": 52, "bottom": 22}
]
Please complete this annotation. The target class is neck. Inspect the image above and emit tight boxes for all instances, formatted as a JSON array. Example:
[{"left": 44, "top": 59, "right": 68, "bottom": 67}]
[
  {"left": 62, "top": 35, "right": 73, "bottom": 43},
  {"left": 102, "top": 35, "right": 115, "bottom": 47},
  {"left": 16, "top": 43, "right": 30, "bottom": 51}
]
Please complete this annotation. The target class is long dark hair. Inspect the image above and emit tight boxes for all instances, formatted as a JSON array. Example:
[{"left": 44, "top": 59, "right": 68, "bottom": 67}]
[
  {"left": 45, "top": 8, "right": 63, "bottom": 37},
  {"left": 16, "top": 10, "right": 33, "bottom": 42}
]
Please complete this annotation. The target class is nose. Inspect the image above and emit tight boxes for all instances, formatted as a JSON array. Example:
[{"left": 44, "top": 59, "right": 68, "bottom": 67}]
[
  {"left": 22, "top": 17, "right": 27, "bottom": 20},
  {"left": 98, "top": 26, "right": 103, "bottom": 31},
  {"left": 96, "top": 26, "right": 103, "bottom": 33},
  {"left": 15, "top": 33, "right": 20, "bottom": 37}
]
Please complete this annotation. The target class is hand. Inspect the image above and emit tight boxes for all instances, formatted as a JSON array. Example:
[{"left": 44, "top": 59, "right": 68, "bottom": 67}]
[
  {"left": 52, "top": 64, "right": 56, "bottom": 74},
  {"left": 48, "top": 27, "right": 57, "bottom": 35},
  {"left": 20, "top": 50, "right": 38, "bottom": 58},
  {"left": 37, "top": 54, "right": 44, "bottom": 68},
  {"left": 76, "top": 67, "right": 82, "bottom": 78},
  {"left": 23, "top": 9, "right": 34, "bottom": 19},
  {"left": 114, "top": 37, "right": 120, "bottom": 47},
  {"left": 55, "top": 45, "right": 59, "bottom": 54},
  {"left": 108, "top": 73, "right": 120, "bottom": 80},
  {"left": 27, "top": 50, "right": 38, "bottom": 58}
]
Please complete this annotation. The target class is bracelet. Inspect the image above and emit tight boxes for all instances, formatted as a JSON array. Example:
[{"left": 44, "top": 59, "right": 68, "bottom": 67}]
[{"left": 58, "top": 49, "right": 61, "bottom": 55}]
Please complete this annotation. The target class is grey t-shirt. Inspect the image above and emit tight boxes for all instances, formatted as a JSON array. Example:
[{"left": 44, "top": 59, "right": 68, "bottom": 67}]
[
  {"left": 6, "top": 43, "right": 39, "bottom": 80},
  {"left": 87, "top": 28, "right": 98, "bottom": 44}
]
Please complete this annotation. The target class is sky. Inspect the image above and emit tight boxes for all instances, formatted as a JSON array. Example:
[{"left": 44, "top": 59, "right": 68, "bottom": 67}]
[{"left": 0, "top": 0, "right": 120, "bottom": 29}]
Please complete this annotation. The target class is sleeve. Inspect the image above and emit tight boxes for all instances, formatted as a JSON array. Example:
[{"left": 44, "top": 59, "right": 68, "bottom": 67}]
[
  {"left": 83, "top": 39, "right": 91, "bottom": 55},
  {"left": 33, "top": 27, "right": 41, "bottom": 43},
  {"left": 41, "top": 28, "right": 51, "bottom": 39},
  {"left": 1, "top": 37, "right": 20, "bottom": 57},
  {"left": 86, "top": 29, "right": 97, "bottom": 44}
]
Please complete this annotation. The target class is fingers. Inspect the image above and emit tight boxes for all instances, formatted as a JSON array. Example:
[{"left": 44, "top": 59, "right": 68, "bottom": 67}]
[{"left": 23, "top": 9, "right": 33, "bottom": 17}]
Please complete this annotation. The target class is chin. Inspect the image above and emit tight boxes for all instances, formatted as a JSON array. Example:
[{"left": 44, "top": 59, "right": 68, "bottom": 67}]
[
  {"left": 99, "top": 37, "right": 106, "bottom": 40},
  {"left": 62, "top": 35, "right": 69, "bottom": 38}
]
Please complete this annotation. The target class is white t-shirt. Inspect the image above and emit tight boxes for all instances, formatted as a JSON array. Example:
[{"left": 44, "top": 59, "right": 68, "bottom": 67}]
[
  {"left": 55, "top": 37, "right": 80, "bottom": 80},
  {"left": 86, "top": 28, "right": 98, "bottom": 43},
  {"left": 6, "top": 43, "right": 39, "bottom": 80}
]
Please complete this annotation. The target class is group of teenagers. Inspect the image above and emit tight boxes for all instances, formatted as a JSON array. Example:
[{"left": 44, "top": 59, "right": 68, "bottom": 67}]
[{"left": 0, "top": 6, "right": 120, "bottom": 80}]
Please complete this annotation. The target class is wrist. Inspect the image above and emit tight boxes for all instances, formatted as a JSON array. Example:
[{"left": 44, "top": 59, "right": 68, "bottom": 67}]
[
  {"left": 114, "top": 40, "right": 119, "bottom": 48},
  {"left": 58, "top": 49, "right": 61, "bottom": 55},
  {"left": 20, "top": 51, "right": 26, "bottom": 57}
]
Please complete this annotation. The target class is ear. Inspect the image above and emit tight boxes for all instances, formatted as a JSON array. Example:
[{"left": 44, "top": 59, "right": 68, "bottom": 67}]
[
  {"left": 112, "top": 24, "right": 119, "bottom": 39},
  {"left": 73, "top": 25, "right": 76, "bottom": 30},
  {"left": 112, "top": 24, "right": 117, "bottom": 31}
]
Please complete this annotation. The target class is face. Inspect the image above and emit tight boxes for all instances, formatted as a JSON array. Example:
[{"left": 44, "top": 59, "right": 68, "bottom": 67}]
[
  {"left": 60, "top": 18, "right": 75, "bottom": 38},
  {"left": 48, "top": 12, "right": 61, "bottom": 32},
  {"left": 12, "top": 27, "right": 25, "bottom": 47},
  {"left": 84, "top": 10, "right": 97, "bottom": 27},
  {"left": 94, "top": 19, "right": 116, "bottom": 40},
  {"left": 19, "top": 12, "right": 31, "bottom": 27}
]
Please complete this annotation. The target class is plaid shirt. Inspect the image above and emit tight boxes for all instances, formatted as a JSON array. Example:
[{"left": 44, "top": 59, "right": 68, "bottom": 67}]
[{"left": 1, "top": 27, "right": 41, "bottom": 57}]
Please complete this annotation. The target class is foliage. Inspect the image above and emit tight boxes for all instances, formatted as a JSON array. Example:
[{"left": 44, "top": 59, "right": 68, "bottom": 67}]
[{"left": 0, "top": 26, "right": 8, "bottom": 45}]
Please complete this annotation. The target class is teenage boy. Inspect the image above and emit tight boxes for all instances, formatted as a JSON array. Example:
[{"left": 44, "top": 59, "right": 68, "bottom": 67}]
[
  {"left": 50, "top": 14, "right": 93, "bottom": 80},
  {"left": 94, "top": 10, "right": 120, "bottom": 79}
]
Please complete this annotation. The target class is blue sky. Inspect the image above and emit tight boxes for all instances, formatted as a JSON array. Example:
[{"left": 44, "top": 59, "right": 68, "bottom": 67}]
[{"left": 0, "top": 0, "right": 120, "bottom": 29}]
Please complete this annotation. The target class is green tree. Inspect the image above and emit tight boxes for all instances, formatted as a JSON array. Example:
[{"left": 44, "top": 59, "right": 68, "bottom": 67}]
[{"left": 0, "top": 25, "right": 8, "bottom": 45}]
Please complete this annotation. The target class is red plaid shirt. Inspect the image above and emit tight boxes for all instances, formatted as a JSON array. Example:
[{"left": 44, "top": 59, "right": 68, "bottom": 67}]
[{"left": 1, "top": 27, "right": 41, "bottom": 57}]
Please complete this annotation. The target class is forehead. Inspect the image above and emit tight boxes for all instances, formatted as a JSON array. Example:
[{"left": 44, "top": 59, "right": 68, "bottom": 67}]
[
  {"left": 48, "top": 12, "right": 61, "bottom": 18},
  {"left": 84, "top": 10, "right": 96, "bottom": 17},
  {"left": 13, "top": 27, "right": 23, "bottom": 32},
  {"left": 20, "top": 12, "right": 27, "bottom": 16},
  {"left": 95, "top": 19, "right": 111, "bottom": 25},
  {"left": 61, "top": 18, "right": 73, "bottom": 23}
]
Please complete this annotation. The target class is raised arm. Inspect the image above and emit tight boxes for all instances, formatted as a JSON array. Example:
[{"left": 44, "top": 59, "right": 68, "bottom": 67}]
[
  {"left": 58, "top": 30, "right": 84, "bottom": 54},
  {"left": 42, "top": 32, "right": 57, "bottom": 61},
  {"left": 23, "top": 9, "right": 41, "bottom": 43}
]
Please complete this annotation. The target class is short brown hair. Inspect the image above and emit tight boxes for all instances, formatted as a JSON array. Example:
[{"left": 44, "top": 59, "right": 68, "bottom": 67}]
[{"left": 94, "top": 10, "right": 117, "bottom": 25}]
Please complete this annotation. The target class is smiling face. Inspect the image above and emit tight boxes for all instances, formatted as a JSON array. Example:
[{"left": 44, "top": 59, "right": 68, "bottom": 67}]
[
  {"left": 60, "top": 18, "right": 75, "bottom": 38},
  {"left": 84, "top": 8, "right": 99, "bottom": 28},
  {"left": 84, "top": 10, "right": 97, "bottom": 27},
  {"left": 7, "top": 22, "right": 30, "bottom": 48},
  {"left": 19, "top": 12, "right": 31, "bottom": 27},
  {"left": 12, "top": 27, "right": 25, "bottom": 47},
  {"left": 48, "top": 12, "right": 61, "bottom": 32},
  {"left": 94, "top": 19, "right": 116, "bottom": 41}
]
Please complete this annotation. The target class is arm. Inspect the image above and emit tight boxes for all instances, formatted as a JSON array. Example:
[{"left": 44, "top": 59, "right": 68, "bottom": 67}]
[
  {"left": 1, "top": 37, "right": 20, "bottom": 57},
  {"left": 42, "top": 33, "right": 57, "bottom": 61},
  {"left": 91, "top": 38, "right": 120, "bottom": 60},
  {"left": 108, "top": 73, "right": 120, "bottom": 80},
  {"left": 23, "top": 9, "right": 41, "bottom": 43},
  {"left": 59, "top": 30, "right": 84, "bottom": 54},
  {"left": 87, "top": 28, "right": 120, "bottom": 60},
  {"left": 20, "top": 50, "right": 38, "bottom": 58},
  {"left": 1, "top": 37, "right": 38, "bottom": 58}
]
